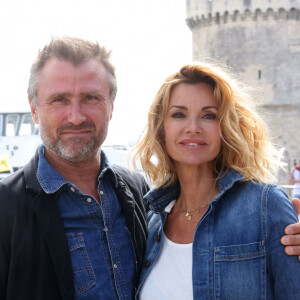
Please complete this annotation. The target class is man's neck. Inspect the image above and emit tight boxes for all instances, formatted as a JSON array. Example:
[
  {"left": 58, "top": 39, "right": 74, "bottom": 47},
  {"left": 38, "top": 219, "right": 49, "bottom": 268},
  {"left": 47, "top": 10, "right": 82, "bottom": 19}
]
[{"left": 44, "top": 148, "right": 101, "bottom": 200}]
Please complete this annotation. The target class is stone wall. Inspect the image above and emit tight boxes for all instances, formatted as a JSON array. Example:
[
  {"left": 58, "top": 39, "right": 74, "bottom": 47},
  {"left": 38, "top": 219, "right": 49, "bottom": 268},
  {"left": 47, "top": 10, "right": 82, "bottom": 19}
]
[{"left": 186, "top": 0, "right": 300, "bottom": 184}]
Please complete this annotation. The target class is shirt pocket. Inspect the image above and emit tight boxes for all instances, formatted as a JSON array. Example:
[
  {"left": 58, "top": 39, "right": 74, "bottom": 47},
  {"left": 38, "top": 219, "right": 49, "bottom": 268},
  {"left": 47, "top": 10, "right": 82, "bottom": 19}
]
[
  {"left": 66, "top": 233, "right": 96, "bottom": 296},
  {"left": 214, "top": 241, "right": 265, "bottom": 300}
]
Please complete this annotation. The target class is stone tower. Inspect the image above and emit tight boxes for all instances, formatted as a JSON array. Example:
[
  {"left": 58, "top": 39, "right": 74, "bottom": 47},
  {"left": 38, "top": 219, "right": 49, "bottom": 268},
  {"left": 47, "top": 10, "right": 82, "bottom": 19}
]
[{"left": 186, "top": 0, "right": 300, "bottom": 184}]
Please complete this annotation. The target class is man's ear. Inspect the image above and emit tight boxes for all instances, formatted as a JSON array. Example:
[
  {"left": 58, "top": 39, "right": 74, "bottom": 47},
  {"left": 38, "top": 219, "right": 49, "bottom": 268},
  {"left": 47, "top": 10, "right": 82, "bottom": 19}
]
[
  {"left": 110, "top": 102, "right": 114, "bottom": 120},
  {"left": 29, "top": 99, "right": 39, "bottom": 124}
]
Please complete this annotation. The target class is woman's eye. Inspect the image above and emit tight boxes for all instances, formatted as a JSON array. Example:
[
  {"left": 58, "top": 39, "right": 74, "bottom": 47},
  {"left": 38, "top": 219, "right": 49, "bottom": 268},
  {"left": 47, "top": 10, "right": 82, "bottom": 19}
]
[
  {"left": 171, "top": 112, "right": 185, "bottom": 118},
  {"left": 203, "top": 113, "right": 216, "bottom": 120}
]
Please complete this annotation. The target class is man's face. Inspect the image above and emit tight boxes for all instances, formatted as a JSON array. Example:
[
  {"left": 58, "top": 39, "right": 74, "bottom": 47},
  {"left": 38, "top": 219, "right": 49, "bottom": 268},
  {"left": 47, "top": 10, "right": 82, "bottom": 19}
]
[{"left": 30, "top": 58, "right": 113, "bottom": 162}]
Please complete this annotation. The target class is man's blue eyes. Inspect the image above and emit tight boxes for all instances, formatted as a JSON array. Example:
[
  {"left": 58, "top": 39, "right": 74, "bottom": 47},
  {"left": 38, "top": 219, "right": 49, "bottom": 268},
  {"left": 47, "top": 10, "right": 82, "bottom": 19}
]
[
  {"left": 86, "top": 96, "right": 98, "bottom": 100},
  {"left": 53, "top": 96, "right": 98, "bottom": 102}
]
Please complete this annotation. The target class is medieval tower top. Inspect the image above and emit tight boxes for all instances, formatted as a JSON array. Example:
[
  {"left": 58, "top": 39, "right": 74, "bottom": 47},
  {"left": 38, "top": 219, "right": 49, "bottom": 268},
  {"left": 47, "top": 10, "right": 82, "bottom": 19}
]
[
  {"left": 187, "top": 0, "right": 299, "bottom": 21},
  {"left": 186, "top": 0, "right": 299, "bottom": 106},
  {"left": 185, "top": 0, "right": 300, "bottom": 183}
]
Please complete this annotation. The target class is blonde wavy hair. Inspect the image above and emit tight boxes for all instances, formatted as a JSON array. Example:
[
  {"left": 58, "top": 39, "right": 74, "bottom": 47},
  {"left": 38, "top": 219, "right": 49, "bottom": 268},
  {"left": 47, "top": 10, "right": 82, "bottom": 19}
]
[{"left": 132, "top": 62, "right": 280, "bottom": 187}]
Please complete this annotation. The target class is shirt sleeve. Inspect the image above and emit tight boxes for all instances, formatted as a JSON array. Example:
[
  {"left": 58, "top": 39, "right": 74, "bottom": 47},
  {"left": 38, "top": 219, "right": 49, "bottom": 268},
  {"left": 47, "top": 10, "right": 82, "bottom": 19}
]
[
  {"left": 293, "top": 169, "right": 300, "bottom": 180},
  {"left": 265, "top": 184, "right": 300, "bottom": 299}
]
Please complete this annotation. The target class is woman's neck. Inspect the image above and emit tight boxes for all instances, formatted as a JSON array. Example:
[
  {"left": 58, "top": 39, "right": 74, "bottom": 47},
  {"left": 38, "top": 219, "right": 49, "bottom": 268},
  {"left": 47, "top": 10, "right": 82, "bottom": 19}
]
[{"left": 175, "top": 164, "right": 218, "bottom": 211}]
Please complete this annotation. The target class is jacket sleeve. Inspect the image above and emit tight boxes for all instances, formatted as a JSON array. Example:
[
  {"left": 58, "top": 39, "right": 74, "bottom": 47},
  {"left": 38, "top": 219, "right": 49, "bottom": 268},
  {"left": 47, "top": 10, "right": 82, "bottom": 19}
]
[
  {"left": 265, "top": 185, "right": 300, "bottom": 299},
  {"left": 0, "top": 180, "right": 15, "bottom": 299}
]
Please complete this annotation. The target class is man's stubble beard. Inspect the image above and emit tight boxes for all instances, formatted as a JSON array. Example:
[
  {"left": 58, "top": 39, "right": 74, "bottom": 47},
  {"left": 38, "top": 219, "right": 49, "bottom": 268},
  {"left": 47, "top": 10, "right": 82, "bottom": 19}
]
[{"left": 39, "top": 121, "right": 108, "bottom": 163}]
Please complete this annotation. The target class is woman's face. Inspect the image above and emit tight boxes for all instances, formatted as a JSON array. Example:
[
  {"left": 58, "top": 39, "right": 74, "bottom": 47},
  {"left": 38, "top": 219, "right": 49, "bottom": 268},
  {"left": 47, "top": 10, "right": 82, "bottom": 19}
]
[{"left": 163, "top": 83, "right": 221, "bottom": 170}]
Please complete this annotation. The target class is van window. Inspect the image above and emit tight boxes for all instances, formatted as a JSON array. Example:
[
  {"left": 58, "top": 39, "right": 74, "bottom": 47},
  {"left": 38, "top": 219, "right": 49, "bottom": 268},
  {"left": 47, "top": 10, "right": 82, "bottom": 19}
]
[
  {"left": 19, "top": 114, "right": 36, "bottom": 135},
  {"left": 6, "top": 114, "right": 19, "bottom": 137}
]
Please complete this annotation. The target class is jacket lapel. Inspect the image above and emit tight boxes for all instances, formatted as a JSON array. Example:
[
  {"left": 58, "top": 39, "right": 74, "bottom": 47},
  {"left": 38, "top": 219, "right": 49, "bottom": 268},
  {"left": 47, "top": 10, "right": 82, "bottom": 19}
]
[
  {"left": 24, "top": 152, "right": 75, "bottom": 299},
  {"left": 32, "top": 192, "right": 75, "bottom": 299}
]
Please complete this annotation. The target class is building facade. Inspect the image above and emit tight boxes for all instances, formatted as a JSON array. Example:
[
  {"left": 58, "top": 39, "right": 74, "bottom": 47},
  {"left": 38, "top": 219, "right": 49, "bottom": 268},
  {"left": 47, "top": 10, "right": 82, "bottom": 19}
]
[{"left": 186, "top": 0, "right": 300, "bottom": 183}]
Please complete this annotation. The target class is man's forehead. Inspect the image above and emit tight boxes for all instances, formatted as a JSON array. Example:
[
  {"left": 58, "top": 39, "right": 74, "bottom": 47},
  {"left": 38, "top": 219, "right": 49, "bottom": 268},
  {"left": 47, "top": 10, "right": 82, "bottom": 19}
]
[
  {"left": 41, "top": 58, "right": 106, "bottom": 74},
  {"left": 37, "top": 58, "right": 111, "bottom": 98},
  {"left": 38, "top": 58, "right": 110, "bottom": 86}
]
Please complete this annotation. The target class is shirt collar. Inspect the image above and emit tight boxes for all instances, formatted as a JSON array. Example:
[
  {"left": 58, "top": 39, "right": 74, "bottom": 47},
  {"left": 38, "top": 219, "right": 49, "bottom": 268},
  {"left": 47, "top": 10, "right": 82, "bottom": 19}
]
[
  {"left": 36, "top": 145, "right": 68, "bottom": 194},
  {"left": 99, "top": 150, "right": 119, "bottom": 188},
  {"left": 36, "top": 145, "right": 118, "bottom": 194},
  {"left": 145, "top": 169, "right": 244, "bottom": 212}
]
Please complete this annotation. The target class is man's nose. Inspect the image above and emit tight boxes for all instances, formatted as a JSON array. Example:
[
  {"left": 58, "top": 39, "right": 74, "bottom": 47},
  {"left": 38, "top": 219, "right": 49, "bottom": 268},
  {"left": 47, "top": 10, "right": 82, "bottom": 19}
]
[{"left": 67, "top": 103, "right": 86, "bottom": 125}]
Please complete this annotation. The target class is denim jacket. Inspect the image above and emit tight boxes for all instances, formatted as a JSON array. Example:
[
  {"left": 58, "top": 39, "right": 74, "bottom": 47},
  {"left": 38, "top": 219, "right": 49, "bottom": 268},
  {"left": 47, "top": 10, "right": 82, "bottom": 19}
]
[{"left": 136, "top": 169, "right": 300, "bottom": 299}]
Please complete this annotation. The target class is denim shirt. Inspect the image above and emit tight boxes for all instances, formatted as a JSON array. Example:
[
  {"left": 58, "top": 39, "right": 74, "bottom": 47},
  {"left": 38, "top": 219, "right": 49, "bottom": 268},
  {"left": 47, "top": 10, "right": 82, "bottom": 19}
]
[
  {"left": 136, "top": 169, "right": 300, "bottom": 299},
  {"left": 37, "top": 145, "right": 136, "bottom": 300}
]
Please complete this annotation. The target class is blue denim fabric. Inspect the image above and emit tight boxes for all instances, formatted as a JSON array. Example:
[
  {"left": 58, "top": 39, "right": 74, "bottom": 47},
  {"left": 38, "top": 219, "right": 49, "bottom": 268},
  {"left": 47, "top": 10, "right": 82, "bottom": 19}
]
[
  {"left": 136, "top": 169, "right": 300, "bottom": 299},
  {"left": 37, "top": 145, "right": 135, "bottom": 300}
]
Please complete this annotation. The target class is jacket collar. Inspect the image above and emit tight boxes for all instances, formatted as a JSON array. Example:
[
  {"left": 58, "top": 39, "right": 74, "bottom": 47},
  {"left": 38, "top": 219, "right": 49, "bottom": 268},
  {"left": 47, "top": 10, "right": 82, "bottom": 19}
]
[
  {"left": 24, "top": 149, "right": 43, "bottom": 193},
  {"left": 145, "top": 169, "right": 244, "bottom": 213}
]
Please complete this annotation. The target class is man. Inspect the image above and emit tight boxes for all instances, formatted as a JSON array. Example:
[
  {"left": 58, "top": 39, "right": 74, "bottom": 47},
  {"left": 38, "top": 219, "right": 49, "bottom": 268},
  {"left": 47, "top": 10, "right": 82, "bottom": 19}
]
[
  {"left": 290, "top": 160, "right": 300, "bottom": 199},
  {"left": 0, "top": 36, "right": 148, "bottom": 300},
  {"left": 0, "top": 36, "right": 300, "bottom": 300}
]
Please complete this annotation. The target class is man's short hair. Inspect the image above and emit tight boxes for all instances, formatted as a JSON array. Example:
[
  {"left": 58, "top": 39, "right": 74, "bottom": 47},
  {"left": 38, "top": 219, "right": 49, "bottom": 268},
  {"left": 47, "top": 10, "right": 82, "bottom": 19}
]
[{"left": 28, "top": 36, "right": 117, "bottom": 105}]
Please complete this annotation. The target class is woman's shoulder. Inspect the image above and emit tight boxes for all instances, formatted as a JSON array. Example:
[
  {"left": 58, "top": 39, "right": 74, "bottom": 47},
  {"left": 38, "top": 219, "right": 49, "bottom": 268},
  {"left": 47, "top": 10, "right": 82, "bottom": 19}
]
[
  {"left": 239, "top": 180, "right": 289, "bottom": 202},
  {"left": 241, "top": 181, "right": 298, "bottom": 225},
  {"left": 220, "top": 169, "right": 286, "bottom": 195},
  {"left": 220, "top": 172, "right": 293, "bottom": 214}
]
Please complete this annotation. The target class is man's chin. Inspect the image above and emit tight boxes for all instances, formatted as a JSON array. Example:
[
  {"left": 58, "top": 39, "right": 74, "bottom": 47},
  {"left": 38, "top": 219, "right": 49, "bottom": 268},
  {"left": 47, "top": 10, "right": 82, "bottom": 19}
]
[
  {"left": 58, "top": 150, "right": 95, "bottom": 162},
  {"left": 56, "top": 142, "right": 100, "bottom": 162},
  {"left": 43, "top": 135, "right": 103, "bottom": 162}
]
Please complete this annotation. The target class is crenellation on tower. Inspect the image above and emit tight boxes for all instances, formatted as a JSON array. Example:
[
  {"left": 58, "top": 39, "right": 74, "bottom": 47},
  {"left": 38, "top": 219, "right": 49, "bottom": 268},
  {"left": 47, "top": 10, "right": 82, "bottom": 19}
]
[
  {"left": 187, "top": 6, "right": 300, "bottom": 28},
  {"left": 186, "top": 0, "right": 300, "bottom": 184},
  {"left": 186, "top": 0, "right": 299, "bottom": 21}
]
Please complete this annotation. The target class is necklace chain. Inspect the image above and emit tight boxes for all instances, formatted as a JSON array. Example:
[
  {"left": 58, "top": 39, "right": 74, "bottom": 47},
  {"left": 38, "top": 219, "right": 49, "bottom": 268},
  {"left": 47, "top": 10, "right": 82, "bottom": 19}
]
[{"left": 178, "top": 199, "right": 212, "bottom": 221}]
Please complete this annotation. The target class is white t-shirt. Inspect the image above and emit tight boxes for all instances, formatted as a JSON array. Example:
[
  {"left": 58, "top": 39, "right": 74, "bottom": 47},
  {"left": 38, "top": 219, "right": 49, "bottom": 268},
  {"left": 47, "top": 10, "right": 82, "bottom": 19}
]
[
  {"left": 292, "top": 169, "right": 300, "bottom": 197},
  {"left": 140, "top": 201, "right": 193, "bottom": 300}
]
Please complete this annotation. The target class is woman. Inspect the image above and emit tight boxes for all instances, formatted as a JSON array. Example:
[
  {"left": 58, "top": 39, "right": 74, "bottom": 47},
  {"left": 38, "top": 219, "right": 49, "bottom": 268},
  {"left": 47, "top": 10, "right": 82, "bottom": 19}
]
[{"left": 132, "top": 63, "right": 300, "bottom": 299}]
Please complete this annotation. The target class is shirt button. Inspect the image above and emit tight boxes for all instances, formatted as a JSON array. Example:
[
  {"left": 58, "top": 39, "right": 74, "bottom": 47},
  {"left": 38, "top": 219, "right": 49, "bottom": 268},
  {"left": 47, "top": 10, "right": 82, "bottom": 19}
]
[
  {"left": 113, "top": 264, "right": 118, "bottom": 269},
  {"left": 144, "top": 260, "right": 150, "bottom": 268},
  {"left": 70, "top": 187, "right": 75, "bottom": 192},
  {"left": 87, "top": 198, "right": 92, "bottom": 203},
  {"left": 156, "top": 234, "right": 161, "bottom": 242},
  {"left": 100, "top": 191, "right": 104, "bottom": 195},
  {"left": 103, "top": 227, "right": 109, "bottom": 232}
]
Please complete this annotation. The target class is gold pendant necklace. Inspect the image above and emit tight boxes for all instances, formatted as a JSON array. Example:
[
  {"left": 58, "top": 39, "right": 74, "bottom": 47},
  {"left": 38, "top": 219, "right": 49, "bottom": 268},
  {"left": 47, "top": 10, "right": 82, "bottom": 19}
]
[
  {"left": 177, "top": 188, "right": 217, "bottom": 221},
  {"left": 184, "top": 208, "right": 200, "bottom": 221},
  {"left": 182, "top": 203, "right": 209, "bottom": 221}
]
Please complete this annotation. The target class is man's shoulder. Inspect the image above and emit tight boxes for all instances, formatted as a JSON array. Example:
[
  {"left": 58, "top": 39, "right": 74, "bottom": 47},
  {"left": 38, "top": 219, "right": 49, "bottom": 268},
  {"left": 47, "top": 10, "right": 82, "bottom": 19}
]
[
  {"left": 111, "top": 165, "right": 145, "bottom": 185},
  {"left": 111, "top": 164, "right": 149, "bottom": 196},
  {"left": 0, "top": 152, "right": 40, "bottom": 198},
  {"left": 0, "top": 167, "right": 32, "bottom": 218},
  {"left": 0, "top": 167, "right": 26, "bottom": 192}
]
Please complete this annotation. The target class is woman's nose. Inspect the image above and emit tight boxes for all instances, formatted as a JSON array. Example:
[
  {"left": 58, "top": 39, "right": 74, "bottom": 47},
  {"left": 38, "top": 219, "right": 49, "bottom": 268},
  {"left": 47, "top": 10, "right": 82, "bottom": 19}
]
[{"left": 185, "top": 117, "right": 202, "bottom": 134}]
